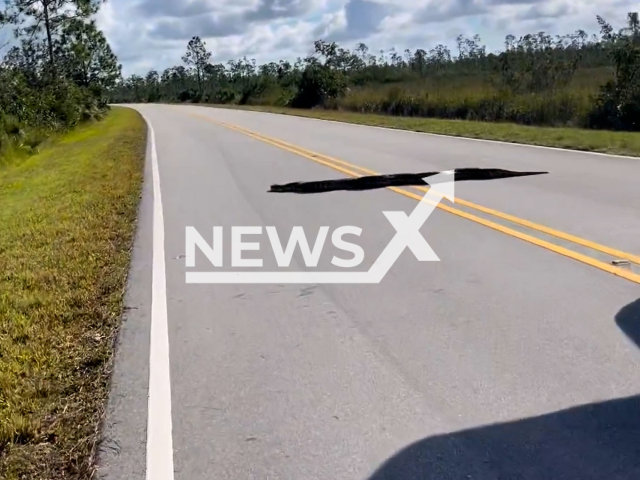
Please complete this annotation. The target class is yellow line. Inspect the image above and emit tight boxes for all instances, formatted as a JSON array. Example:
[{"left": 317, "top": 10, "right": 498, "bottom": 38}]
[
  {"left": 218, "top": 118, "right": 640, "bottom": 265},
  {"left": 300, "top": 157, "right": 640, "bottom": 266},
  {"left": 186, "top": 112, "right": 640, "bottom": 285},
  {"left": 205, "top": 114, "right": 640, "bottom": 266}
]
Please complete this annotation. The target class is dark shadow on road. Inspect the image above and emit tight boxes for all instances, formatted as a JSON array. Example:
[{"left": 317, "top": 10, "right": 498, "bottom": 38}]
[
  {"left": 368, "top": 395, "right": 640, "bottom": 480},
  {"left": 616, "top": 298, "right": 640, "bottom": 350}
]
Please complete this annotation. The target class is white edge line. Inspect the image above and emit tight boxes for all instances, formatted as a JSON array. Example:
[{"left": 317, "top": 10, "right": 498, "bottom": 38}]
[
  {"left": 199, "top": 105, "right": 639, "bottom": 161},
  {"left": 140, "top": 111, "right": 175, "bottom": 480}
]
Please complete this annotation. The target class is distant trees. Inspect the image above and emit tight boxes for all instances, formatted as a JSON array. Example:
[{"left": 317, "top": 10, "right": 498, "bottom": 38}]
[
  {"left": 109, "top": 11, "right": 640, "bottom": 131},
  {"left": 182, "top": 36, "right": 211, "bottom": 99},
  {"left": 496, "top": 30, "right": 591, "bottom": 93}
]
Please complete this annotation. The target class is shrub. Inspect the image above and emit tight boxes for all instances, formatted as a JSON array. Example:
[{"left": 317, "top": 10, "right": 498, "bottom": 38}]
[
  {"left": 177, "top": 89, "right": 195, "bottom": 102},
  {"left": 291, "top": 64, "right": 347, "bottom": 109},
  {"left": 0, "top": 69, "right": 108, "bottom": 163},
  {"left": 588, "top": 13, "right": 640, "bottom": 130}
]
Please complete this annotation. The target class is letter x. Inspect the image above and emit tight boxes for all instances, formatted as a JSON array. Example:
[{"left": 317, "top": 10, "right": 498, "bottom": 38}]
[{"left": 369, "top": 176, "right": 454, "bottom": 277}]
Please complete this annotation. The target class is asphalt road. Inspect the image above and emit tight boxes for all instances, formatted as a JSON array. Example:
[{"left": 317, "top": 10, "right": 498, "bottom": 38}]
[{"left": 98, "top": 104, "right": 640, "bottom": 480}]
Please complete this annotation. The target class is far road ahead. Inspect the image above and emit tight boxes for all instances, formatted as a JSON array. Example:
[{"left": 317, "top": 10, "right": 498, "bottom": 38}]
[{"left": 98, "top": 105, "right": 640, "bottom": 480}]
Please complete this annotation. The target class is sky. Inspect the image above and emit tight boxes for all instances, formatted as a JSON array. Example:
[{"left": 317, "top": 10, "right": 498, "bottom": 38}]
[{"left": 6, "top": 0, "right": 637, "bottom": 76}]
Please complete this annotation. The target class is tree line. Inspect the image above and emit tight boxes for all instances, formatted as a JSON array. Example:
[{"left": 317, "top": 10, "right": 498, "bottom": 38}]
[
  {"left": 111, "top": 11, "right": 640, "bottom": 131},
  {"left": 0, "top": 0, "right": 120, "bottom": 159}
]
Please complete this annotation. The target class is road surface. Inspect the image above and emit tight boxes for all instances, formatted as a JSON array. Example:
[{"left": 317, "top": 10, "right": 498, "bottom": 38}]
[{"left": 98, "top": 104, "right": 640, "bottom": 480}]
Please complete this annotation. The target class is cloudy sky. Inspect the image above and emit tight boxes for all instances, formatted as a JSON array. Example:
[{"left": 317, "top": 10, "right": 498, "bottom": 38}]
[{"left": 96, "top": 0, "right": 635, "bottom": 76}]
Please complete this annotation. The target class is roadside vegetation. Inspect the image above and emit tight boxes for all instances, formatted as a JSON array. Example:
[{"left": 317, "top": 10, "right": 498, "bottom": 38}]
[
  {"left": 110, "top": 11, "right": 640, "bottom": 150},
  {"left": 206, "top": 104, "right": 640, "bottom": 157},
  {"left": 0, "top": 107, "right": 145, "bottom": 479},
  {"left": 1, "top": 1, "right": 143, "bottom": 478},
  {"left": 0, "top": 0, "right": 120, "bottom": 165}
]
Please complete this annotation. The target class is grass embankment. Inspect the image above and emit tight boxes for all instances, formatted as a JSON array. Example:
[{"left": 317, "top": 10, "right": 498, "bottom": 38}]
[
  {"left": 207, "top": 104, "right": 640, "bottom": 157},
  {"left": 0, "top": 124, "right": 57, "bottom": 170},
  {"left": 0, "top": 107, "right": 146, "bottom": 479}
]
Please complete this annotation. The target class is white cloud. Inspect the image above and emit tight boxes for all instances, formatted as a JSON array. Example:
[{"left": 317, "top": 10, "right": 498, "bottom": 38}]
[{"left": 95, "top": 0, "right": 638, "bottom": 76}]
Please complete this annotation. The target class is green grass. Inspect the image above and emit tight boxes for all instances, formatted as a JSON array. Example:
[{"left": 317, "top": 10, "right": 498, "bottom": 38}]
[
  {"left": 0, "top": 127, "right": 55, "bottom": 169},
  {"left": 336, "top": 84, "right": 596, "bottom": 127},
  {"left": 0, "top": 107, "right": 146, "bottom": 479},
  {"left": 206, "top": 104, "right": 640, "bottom": 157}
]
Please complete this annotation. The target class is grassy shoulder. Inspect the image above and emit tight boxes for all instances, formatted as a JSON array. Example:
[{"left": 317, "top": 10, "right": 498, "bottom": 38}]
[
  {"left": 0, "top": 107, "right": 146, "bottom": 479},
  {"left": 0, "top": 127, "right": 58, "bottom": 170},
  {"left": 206, "top": 104, "right": 640, "bottom": 157}
]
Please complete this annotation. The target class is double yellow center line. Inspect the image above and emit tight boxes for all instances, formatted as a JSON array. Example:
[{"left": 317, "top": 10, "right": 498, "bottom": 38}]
[{"left": 187, "top": 111, "right": 640, "bottom": 285}]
